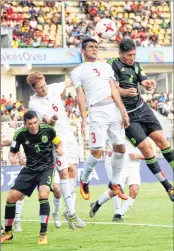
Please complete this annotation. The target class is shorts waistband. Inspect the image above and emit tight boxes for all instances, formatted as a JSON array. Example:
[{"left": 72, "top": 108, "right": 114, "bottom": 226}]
[
  {"left": 127, "top": 102, "right": 144, "bottom": 113},
  {"left": 90, "top": 100, "right": 114, "bottom": 107}
]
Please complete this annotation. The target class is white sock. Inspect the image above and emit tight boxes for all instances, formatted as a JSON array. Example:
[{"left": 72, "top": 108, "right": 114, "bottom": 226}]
[
  {"left": 53, "top": 197, "right": 62, "bottom": 214},
  {"left": 104, "top": 153, "right": 112, "bottom": 180},
  {"left": 98, "top": 190, "right": 112, "bottom": 205},
  {"left": 111, "top": 152, "right": 125, "bottom": 184},
  {"left": 116, "top": 197, "right": 135, "bottom": 216},
  {"left": 69, "top": 178, "right": 76, "bottom": 210},
  {"left": 60, "top": 179, "right": 75, "bottom": 216},
  {"left": 113, "top": 196, "right": 122, "bottom": 215},
  {"left": 14, "top": 199, "right": 24, "bottom": 222},
  {"left": 81, "top": 154, "right": 100, "bottom": 183}
]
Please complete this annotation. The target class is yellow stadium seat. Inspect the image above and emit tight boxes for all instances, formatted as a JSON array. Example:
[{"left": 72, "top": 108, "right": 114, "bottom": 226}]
[
  {"left": 117, "top": 13, "right": 124, "bottom": 19},
  {"left": 23, "top": 6, "right": 29, "bottom": 13},
  {"left": 166, "top": 29, "right": 171, "bottom": 34},
  {"left": 129, "top": 13, "right": 135, "bottom": 19},
  {"left": 16, "top": 6, "right": 23, "bottom": 12},
  {"left": 37, "top": 24, "right": 43, "bottom": 31}
]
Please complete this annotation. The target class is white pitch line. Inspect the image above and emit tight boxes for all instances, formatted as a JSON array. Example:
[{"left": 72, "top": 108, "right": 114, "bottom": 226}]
[{"left": 21, "top": 219, "right": 173, "bottom": 228}]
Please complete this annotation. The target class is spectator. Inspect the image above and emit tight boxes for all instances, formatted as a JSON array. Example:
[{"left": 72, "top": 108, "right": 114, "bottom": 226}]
[
  {"left": 29, "top": 17, "right": 37, "bottom": 29},
  {"left": 1, "top": 95, "right": 7, "bottom": 105}
]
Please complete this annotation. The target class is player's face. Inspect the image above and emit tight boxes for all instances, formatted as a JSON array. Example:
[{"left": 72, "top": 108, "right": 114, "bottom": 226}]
[
  {"left": 34, "top": 79, "right": 48, "bottom": 97},
  {"left": 83, "top": 42, "right": 98, "bottom": 61},
  {"left": 25, "top": 117, "right": 39, "bottom": 135},
  {"left": 120, "top": 49, "right": 136, "bottom": 66}
]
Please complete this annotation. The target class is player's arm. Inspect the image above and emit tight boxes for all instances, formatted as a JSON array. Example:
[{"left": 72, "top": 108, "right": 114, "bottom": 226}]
[
  {"left": 71, "top": 69, "right": 86, "bottom": 137},
  {"left": 109, "top": 79, "right": 130, "bottom": 128},
  {"left": 50, "top": 128, "right": 63, "bottom": 156},
  {"left": 1, "top": 139, "right": 12, "bottom": 146},
  {"left": 9, "top": 133, "right": 22, "bottom": 165},
  {"left": 138, "top": 63, "right": 156, "bottom": 91}
]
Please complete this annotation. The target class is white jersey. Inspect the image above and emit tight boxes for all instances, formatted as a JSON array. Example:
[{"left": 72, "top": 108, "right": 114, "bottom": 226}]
[
  {"left": 71, "top": 62, "right": 115, "bottom": 108},
  {"left": 124, "top": 140, "right": 141, "bottom": 170},
  {"left": 29, "top": 82, "right": 73, "bottom": 139}
]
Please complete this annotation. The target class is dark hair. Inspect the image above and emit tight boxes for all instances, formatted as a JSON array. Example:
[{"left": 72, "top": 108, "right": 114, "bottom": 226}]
[
  {"left": 119, "top": 39, "right": 136, "bottom": 53},
  {"left": 82, "top": 38, "right": 98, "bottom": 50},
  {"left": 24, "top": 110, "right": 38, "bottom": 122}
]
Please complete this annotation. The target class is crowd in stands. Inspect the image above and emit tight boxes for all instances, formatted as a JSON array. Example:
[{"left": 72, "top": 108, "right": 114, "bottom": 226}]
[
  {"left": 1, "top": 0, "right": 172, "bottom": 48},
  {"left": 1, "top": 94, "right": 27, "bottom": 124}
]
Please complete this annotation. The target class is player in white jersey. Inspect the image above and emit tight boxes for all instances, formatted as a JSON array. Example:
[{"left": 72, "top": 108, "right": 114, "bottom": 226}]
[
  {"left": 27, "top": 72, "right": 85, "bottom": 230},
  {"left": 71, "top": 37, "right": 130, "bottom": 201},
  {"left": 90, "top": 138, "right": 155, "bottom": 220}
]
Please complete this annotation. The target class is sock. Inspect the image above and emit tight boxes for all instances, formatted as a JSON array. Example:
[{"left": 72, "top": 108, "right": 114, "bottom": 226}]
[
  {"left": 98, "top": 190, "right": 112, "bottom": 206},
  {"left": 161, "top": 146, "right": 174, "bottom": 170},
  {"left": 14, "top": 199, "right": 24, "bottom": 222},
  {"left": 39, "top": 199, "right": 50, "bottom": 233},
  {"left": 60, "top": 179, "right": 75, "bottom": 216},
  {"left": 104, "top": 153, "right": 112, "bottom": 180},
  {"left": 81, "top": 154, "right": 100, "bottom": 183},
  {"left": 116, "top": 196, "right": 135, "bottom": 216},
  {"left": 69, "top": 178, "right": 76, "bottom": 210},
  {"left": 145, "top": 157, "right": 172, "bottom": 191},
  {"left": 113, "top": 196, "right": 122, "bottom": 215},
  {"left": 53, "top": 197, "right": 62, "bottom": 215},
  {"left": 111, "top": 152, "right": 125, "bottom": 185},
  {"left": 5, "top": 202, "right": 16, "bottom": 232}
]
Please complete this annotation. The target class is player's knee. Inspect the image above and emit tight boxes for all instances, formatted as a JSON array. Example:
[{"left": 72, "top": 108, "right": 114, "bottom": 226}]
[
  {"left": 129, "top": 185, "right": 139, "bottom": 199},
  {"left": 38, "top": 185, "right": 50, "bottom": 199},
  {"left": 59, "top": 168, "right": 69, "bottom": 179},
  {"left": 7, "top": 190, "right": 21, "bottom": 203},
  {"left": 138, "top": 140, "right": 153, "bottom": 157},
  {"left": 113, "top": 144, "right": 126, "bottom": 153},
  {"left": 91, "top": 149, "right": 103, "bottom": 159}
]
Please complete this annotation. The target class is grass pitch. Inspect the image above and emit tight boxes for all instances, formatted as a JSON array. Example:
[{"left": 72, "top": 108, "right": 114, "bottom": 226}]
[{"left": 1, "top": 183, "right": 173, "bottom": 251}]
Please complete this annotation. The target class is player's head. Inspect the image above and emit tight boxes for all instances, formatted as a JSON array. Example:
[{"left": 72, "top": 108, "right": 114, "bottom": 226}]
[
  {"left": 119, "top": 39, "right": 136, "bottom": 66},
  {"left": 27, "top": 72, "right": 48, "bottom": 97},
  {"left": 24, "top": 110, "right": 39, "bottom": 135},
  {"left": 81, "top": 38, "right": 98, "bottom": 62}
]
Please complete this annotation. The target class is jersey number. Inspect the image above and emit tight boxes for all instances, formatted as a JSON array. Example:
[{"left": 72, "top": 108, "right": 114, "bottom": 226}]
[
  {"left": 93, "top": 68, "right": 100, "bottom": 76},
  {"left": 52, "top": 104, "right": 58, "bottom": 112},
  {"left": 91, "top": 133, "right": 96, "bottom": 143},
  {"left": 56, "top": 159, "right": 62, "bottom": 167}
]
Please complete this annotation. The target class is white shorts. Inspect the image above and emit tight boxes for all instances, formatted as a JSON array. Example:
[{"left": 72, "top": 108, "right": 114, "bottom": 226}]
[
  {"left": 89, "top": 102, "right": 125, "bottom": 149},
  {"left": 122, "top": 169, "right": 141, "bottom": 187},
  {"left": 54, "top": 169, "right": 60, "bottom": 184}
]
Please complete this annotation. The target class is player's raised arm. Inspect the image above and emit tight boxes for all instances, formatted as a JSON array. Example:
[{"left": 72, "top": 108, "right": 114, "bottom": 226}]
[{"left": 9, "top": 131, "right": 22, "bottom": 165}]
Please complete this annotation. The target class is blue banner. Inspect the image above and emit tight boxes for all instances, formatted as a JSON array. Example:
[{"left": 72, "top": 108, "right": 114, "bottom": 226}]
[
  {"left": 1, "top": 48, "right": 82, "bottom": 66},
  {"left": 1, "top": 159, "right": 172, "bottom": 192}
]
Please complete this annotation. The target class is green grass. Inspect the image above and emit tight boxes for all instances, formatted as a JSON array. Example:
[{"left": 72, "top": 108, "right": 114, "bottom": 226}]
[{"left": 1, "top": 183, "right": 173, "bottom": 251}]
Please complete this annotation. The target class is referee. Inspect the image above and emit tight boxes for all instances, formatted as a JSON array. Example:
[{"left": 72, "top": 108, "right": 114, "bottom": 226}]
[{"left": 108, "top": 39, "right": 174, "bottom": 202}]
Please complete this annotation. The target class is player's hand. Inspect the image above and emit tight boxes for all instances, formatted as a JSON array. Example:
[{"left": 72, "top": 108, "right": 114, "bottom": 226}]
[
  {"left": 122, "top": 113, "right": 130, "bottom": 129},
  {"left": 129, "top": 153, "right": 137, "bottom": 160},
  {"left": 9, "top": 155, "right": 18, "bottom": 165},
  {"left": 17, "top": 152, "right": 25, "bottom": 165},
  {"left": 56, "top": 142, "right": 63, "bottom": 156},
  {"left": 141, "top": 80, "right": 156, "bottom": 91},
  {"left": 49, "top": 114, "right": 58, "bottom": 126},
  {"left": 125, "top": 88, "right": 137, "bottom": 97},
  {"left": 81, "top": 119, "right": 86, "bottom": 137}
]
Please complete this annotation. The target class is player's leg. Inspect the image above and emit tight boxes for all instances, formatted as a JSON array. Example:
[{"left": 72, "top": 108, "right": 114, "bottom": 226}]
[
  {"left": 126, "top": 120, "right": 173, "bottom": 201},
  {"left": 80, "top": 108, "right": 108, "bottom": 200},
  {"left": 113, "top": 171, "right": 141, "bottom": 221},
  {"left": 52, "top": 172, "right": 62, "bottom": 228},
  {"left": 1, "top": 168, "right": 37, "bottom": 244},
  {"left": 68, "top": 164, "right": 77, "bottom": 209},
  {"left": 14, "top": 196, "right": 25, "bottom": 232},
  {"left": 38, "top": 168, "right": 55, "bottom": 244},
  {"left": 56, "top": 156, "right": 85, "bottom": 229},
  {"left": 108, "top": 105, "right": 127, "bottom": 199}
]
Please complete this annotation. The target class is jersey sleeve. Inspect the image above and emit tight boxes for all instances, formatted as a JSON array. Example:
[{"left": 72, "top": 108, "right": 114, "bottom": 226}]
[
  {"left": 137, "top": 63, "right": 147, "bottom": 83},
  {"left": 10, "top": 130, "right": 22, "bottom": 153},
  {"left": 49, "top": 82, "right": 65, "bottom": 95},
  {"left": 71, "top": 68, "right": 82, "bottom": 89},
  {"left": 108, "top": 59, "right": 120, "bottom": 82},
  {"left": 106, "top": 64, "right": 116, "bottom": 81}
]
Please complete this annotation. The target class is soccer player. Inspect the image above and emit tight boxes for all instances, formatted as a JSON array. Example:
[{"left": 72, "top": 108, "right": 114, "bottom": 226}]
[
  {"left": 27, "top": 72, "right": 85, "bottom": 229},
  {"left": 1, "top": 111, "right": 63, "bottom": 244},
  {"left": 108, "top": 39, "right": 174, "bottom": 201},
  {"left": 71, "top": 37, "right": 130, "bottom": 201}
]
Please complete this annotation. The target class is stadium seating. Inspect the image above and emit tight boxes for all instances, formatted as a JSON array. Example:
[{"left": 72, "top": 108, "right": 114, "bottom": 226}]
[{"left": 0, "top": 1, "right": 172, "bottom": 48}]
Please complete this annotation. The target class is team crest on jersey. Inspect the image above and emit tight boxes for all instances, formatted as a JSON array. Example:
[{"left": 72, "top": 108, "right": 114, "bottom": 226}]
[{"left": 42, "top": 135, "right": 48, "bottom": 143}]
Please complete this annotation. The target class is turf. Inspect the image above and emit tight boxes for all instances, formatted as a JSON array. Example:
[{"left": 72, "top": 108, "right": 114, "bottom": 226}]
[{"left": 1, "top": 183, "right": 173, "bottom": 251}]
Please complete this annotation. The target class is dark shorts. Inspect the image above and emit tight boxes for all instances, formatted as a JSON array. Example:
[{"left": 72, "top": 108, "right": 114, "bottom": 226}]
[
  {"left": 11, "top": 167, "right": 54, "bottom": 197},
  {"left": 125, "top": 103, "right": 162, "bottom": 147}
]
